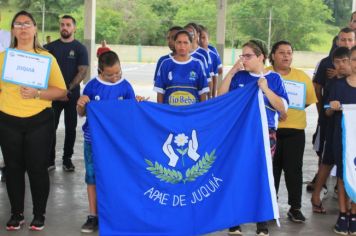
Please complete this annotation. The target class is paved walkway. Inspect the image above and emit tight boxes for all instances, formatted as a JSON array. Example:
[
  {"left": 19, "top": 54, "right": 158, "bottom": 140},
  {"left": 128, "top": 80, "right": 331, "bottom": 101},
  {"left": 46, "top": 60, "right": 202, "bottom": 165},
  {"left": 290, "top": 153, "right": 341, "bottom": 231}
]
[{"left": 0, "top": 64, "right": 339, "bottom": 235}]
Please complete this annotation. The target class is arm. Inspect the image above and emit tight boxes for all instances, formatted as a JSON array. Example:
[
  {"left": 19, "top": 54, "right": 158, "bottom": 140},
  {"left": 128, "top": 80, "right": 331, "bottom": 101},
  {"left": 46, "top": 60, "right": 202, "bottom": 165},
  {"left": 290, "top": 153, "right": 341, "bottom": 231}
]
[
  {"left": 157, "top": 93, "right": 164, "bottom": 103},
  {"left": 20, "top": 86, "right": 66, "bottom": 101},
  {"left": 218, "top": 59, "right": 243, "bottom": 96},
  {"left": 325, "top": 100, "right": 341, "bottom": 117},
  {"left": 76, "top": 95, "right": 90, "bottom": 117},
  {"left": 258, "top": 78, "right": 286, "bottom": 114},
  {"left": 313, "top": 82, "right": 323, "bottom": 115},
  {"left": 68, "top": 65, "right": 88, "bottom": 91},
  {"left": 200, "top": 93, "right": 207, "bottom": 102}
]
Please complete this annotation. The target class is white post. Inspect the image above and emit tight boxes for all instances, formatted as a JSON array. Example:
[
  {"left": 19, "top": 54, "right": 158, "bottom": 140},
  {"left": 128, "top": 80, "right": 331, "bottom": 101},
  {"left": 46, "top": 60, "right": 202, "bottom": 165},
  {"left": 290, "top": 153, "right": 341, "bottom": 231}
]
[
  {"left": 84, "top": 0, "right": 96, "bottom": 81},
  {"left": 353, "top": 0, "right": 356, "bottom": 12},
  {"left": 216, "top": 0, "right": 226, "bottom": 80},
  {"left": 268, "top": 8, "right": 272, "bottom": 51},
  {"left": 42, "top": 2, "right": 45, "bottom": 44}
]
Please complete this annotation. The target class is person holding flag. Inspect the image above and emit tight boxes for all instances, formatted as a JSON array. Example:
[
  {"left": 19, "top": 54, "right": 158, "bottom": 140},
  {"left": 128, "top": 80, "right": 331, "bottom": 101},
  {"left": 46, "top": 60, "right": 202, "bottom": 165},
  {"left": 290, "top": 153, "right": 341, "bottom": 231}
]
[
  {"left": 218, "top": 39, "right": 289, "bottom": 236},
  {"left": 326, "top": 45, "right": 356, "bottom": 235}
]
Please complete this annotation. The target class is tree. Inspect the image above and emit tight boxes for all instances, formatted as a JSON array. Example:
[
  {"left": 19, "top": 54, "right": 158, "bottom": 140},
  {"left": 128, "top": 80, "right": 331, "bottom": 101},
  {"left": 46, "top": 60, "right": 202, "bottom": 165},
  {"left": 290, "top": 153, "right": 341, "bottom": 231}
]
[
  {"left": 173, "top": 0, "right": 217, "bottom": 43},
  {"left": 324, "top": 0, "right": 352, "bottom": 26},
  {"left": 227, "top": 0, "right": 333, "bottom": 50}
]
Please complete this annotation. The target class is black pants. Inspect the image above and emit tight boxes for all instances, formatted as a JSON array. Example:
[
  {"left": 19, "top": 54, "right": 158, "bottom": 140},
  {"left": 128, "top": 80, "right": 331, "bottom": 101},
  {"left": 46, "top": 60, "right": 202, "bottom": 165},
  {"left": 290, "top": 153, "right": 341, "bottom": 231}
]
[
  {"left": 50, "top": 91, "right": 79, "bottom": 165},
  {"left": 0, "top": 108, "right": 54, "bottom": 215},
  {"left": 273, "top": 128, "right": 305, "bottom": 209}
]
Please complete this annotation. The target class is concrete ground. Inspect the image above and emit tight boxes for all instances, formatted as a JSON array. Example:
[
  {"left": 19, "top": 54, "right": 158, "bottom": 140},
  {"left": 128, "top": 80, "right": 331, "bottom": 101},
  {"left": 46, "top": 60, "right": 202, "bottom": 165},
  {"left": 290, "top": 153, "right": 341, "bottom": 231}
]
[{"left": 0, "top": 64, "right": 340, "bottom": 236}]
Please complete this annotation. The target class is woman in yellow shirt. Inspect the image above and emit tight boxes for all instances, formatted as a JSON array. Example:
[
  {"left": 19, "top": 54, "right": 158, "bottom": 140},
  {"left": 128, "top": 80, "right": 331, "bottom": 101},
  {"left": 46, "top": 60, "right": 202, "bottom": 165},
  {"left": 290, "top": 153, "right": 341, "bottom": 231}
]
[
  {"left": 0, "top": 11, "right": 66, "bottom": 231},
  {"left": 267, "top": 41, "right": 317, "bottom": 223}
]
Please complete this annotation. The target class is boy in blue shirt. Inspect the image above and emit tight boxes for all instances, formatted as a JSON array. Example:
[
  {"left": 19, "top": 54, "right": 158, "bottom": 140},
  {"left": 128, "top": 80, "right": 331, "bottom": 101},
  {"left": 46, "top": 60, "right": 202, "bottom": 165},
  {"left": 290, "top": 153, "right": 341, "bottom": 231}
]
[
  {"left": 327, "top": 46, "right": 356, "bottom": 235},
  {"left": 77, "top": 51, "right": 137, "bottom": 233}
]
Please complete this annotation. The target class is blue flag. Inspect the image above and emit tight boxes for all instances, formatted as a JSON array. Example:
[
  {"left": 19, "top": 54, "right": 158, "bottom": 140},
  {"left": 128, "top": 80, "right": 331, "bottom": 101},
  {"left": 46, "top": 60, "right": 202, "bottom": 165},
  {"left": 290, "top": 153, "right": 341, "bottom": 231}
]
[{"left": 87, "top": 83, "right": 279, "bottom": 236}]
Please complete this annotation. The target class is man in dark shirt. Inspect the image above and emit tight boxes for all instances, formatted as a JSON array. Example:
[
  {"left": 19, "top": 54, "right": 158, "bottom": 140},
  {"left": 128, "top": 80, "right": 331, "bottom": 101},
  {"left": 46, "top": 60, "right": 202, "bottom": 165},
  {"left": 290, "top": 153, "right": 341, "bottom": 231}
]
[
  {"left": 310, "top": 29, "right": 355, "bottom": 210},
  {"left": 45, "top": 15, "right": 88, "bottom": 172}
]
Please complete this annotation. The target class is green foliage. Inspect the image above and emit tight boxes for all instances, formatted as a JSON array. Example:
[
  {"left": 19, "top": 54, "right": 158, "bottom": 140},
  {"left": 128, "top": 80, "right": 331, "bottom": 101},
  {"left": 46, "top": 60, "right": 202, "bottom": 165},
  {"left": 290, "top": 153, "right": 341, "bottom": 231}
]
[
  {"left": 0, "top": 0, "right": 346, "bottom": 51},
  {"left": 95, "top": 8, "right": 124, "bottom": 44},
  {"left": 324, "top": 0, "right": 352, "bottom": 26},
  {"left": 228, "top": 0, "right": 333, "bottom": 50}
]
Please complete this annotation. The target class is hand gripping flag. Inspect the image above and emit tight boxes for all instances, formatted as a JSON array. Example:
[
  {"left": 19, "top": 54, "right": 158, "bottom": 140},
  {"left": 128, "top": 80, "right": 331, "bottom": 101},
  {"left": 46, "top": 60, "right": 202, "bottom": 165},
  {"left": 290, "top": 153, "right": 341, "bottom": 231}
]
[
  {"left": 87, "top": 83, "right": 279, "bottom": 236},
  {"left": 342, "top": 104, "right": 356, "bottom": 202}
]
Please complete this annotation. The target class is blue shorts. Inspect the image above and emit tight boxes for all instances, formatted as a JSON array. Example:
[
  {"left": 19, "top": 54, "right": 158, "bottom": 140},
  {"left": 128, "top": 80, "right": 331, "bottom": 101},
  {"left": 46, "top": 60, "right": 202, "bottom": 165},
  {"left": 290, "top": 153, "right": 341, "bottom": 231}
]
[{"left": 84, "top": 141, "right": 96, "bottom": 185}]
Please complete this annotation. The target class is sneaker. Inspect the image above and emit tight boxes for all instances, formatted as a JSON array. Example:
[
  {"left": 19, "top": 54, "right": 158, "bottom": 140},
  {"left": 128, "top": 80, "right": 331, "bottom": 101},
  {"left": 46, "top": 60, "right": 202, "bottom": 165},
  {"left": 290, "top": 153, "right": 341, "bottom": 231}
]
[
  {"left": 29, "top": 214, "right": 45, "bottom": 231},
  {"left": 349, "top": 215, "right": 356, "bottom": 235},
  {"left": 334, "top": 214, "right": 348, "bottom": 235},
  {"left": 6, "top": 213, "right": 25, "bottom": 231},
  {"left": 81, "top": 215, "right": 98, "bottom": 233},
  {"left": 228, "top": 225, "right": 242, "bottom": 235},
  {"left": 47, "top": 165, "right": 56, "bottom": 171},
  {"left": 287, "top": 208, "right": 306, "bottom": 223},
  {"left": 63, "top": 160, "right": 75, "bottom": 172},
  {"left": 256, "top": 222, "right": 269, "bottom": 236}
]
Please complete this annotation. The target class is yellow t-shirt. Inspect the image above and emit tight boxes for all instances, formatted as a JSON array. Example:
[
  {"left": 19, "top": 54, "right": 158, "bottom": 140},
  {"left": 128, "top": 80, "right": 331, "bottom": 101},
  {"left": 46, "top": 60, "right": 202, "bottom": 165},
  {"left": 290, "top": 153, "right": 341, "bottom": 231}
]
[
  {"left": 0, "top": 49, "right": 66, "bottom": 117},
  {"left": 266, "top": 66, "right": 318, "bottom": 129}
]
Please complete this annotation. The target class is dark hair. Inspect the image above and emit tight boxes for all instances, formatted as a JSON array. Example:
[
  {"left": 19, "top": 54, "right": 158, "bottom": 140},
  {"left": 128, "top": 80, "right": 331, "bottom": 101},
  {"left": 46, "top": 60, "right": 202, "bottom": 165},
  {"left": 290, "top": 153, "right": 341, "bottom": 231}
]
[
  {"left": 332, "top": 47, "right": 351, "bottom": 61},
  {"left": 268, "top": 40, "right": 293, "bottom": 65},
  {"left": 339, "top": 27, "right": 355, "bottom": 37},
  {"left": 242, "top": 39, "right": 268, "bottom": 64},
  {"left": 351, "top": 45, "right": 356, "bottom": 54},
  {"left": 173, "top": 30, "right": 193, "bottom": 43},
  {"left": 351, "top": 11, "right": 356, "bottom": 21},
  {"left": 199, "top": 24, "right": 208, "bottom": 34},
  {"left": 98, "top": 51, "right": 120, "bottom": 74},
  {"left": 61, "top": 15, "right": 76, "bottom": 25},
  {"left": 185, "top": 22, "right": 201, "bottom": 35},
  {"left": 10, "top": 10, "right": 45, "bottom": 52},
  {"left": 168, "top": 26, "right": 183, "bottom": 33}
]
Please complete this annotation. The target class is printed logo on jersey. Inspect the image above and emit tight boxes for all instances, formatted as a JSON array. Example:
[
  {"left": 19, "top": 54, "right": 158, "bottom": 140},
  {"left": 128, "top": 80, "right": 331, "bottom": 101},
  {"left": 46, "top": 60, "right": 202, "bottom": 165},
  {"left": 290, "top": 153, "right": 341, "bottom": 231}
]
[
  {"left": 68, "top": 50, "right": 75, "bottom": 59},
  {"left": 189, "top": 71, "right": 197, "bottom": 81},
  {"left": 168, "top": 71, "right": 173, "bottom": 81},
  {"left": 95, "top": 95, "right": 100, "bottom": 101},
  {"left": 118, "top": 96, "right": 124, "bottom": 100},
  {"left": 169, "top": 91, "right": 196, "bottom": 106}
]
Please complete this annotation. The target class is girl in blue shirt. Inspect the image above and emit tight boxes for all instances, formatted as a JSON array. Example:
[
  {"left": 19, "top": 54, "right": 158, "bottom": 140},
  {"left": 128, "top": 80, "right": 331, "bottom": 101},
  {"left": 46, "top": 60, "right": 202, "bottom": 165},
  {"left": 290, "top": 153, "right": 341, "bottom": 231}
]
[{"left": 218, "top": 39, "right": 289, "bottom": 236}]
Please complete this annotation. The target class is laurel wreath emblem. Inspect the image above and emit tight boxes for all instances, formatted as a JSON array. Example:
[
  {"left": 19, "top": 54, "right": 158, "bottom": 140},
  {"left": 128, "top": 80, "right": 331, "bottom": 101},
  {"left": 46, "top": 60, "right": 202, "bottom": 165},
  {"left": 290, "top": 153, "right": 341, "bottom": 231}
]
[{"left": 145, "top": 149, "right": 216, "bottom": 184}]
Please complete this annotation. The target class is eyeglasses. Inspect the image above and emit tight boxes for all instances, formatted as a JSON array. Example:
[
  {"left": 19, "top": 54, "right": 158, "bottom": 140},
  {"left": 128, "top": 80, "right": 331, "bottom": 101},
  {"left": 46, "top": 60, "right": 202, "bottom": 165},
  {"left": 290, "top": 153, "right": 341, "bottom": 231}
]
[
  {"left": 13, "top": 22, "right": 33, "bottom": 29},
  {"left": 101, "top": 71, "right": 122, "bottom": 80},
  {"left": 239, "top": 53, "right": 256, "bottom": 60}
]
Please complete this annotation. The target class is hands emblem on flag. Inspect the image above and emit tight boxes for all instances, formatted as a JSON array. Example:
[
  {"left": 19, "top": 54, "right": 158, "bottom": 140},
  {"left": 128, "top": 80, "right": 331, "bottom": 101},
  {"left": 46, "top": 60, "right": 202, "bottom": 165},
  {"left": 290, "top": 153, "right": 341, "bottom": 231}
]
[{"left": 163, "top": 130, "right": 200, "bottom": 167}]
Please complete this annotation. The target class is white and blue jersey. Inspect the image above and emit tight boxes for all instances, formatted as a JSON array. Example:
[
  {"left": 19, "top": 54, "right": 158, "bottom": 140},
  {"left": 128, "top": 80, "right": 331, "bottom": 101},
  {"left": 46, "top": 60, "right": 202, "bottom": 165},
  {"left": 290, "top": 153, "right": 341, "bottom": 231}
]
[
  {"left": 196, "top": 47, "right": 214, "bottom": 78},
  {"left": 154, "top": 57, "right": 209, "bottom": 106},
  {"left": 208, "top": 44, "right": 219, "bottom": 55},
  {"left": 82, "top": 77, "right": 135, "bottom": 142},
  {"left": 190, "top": 50, "right": 211, "bottom": 82},
  {"left": 229, "top": 70, "right": 289, "bottom": 129},
  {"left": 208, "top": 49, "right": 222, "bottom": 76},
  {"left": 154, "top": 53, "right": 172, "bottom": 82}
]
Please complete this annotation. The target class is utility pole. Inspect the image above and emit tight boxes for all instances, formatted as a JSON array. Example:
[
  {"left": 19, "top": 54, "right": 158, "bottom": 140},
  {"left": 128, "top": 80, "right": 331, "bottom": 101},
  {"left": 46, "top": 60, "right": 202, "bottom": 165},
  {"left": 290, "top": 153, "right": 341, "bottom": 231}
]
[
  {"left": 267, "top": 8, "right": 272, "bottom": 51},
  {"left": 216, "top": 0, "right": 226, "bottom": 80},
  {"left": 42, "top": 1, "right": 45, "bottom": 44},
  {"left": 84, "top": 0, "right": 96, "bottom": 81}
]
